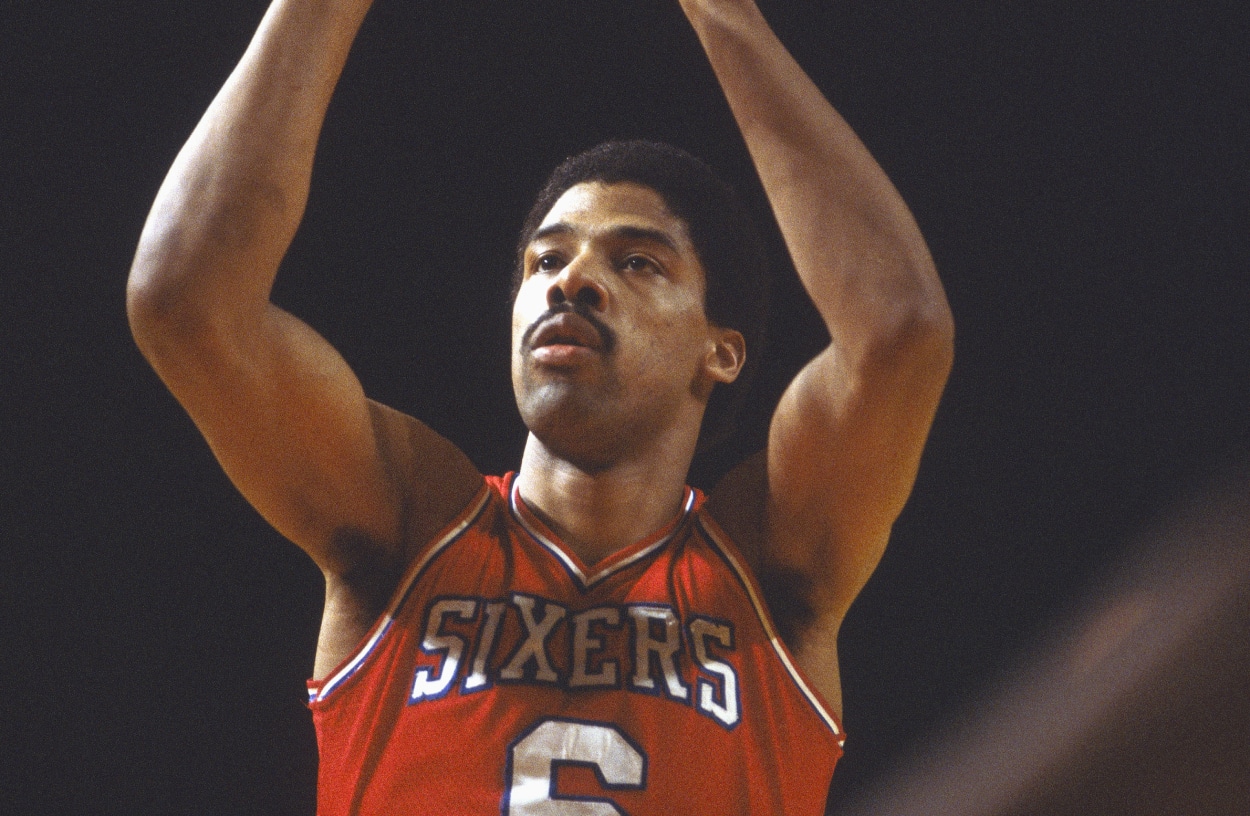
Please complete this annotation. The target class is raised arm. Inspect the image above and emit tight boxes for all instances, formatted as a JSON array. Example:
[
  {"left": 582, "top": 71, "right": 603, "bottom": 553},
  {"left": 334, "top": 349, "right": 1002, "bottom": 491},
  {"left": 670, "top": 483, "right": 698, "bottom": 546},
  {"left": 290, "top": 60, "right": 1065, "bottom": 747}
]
[
  {"left": 690, "top": 1, "right": 954, "bottom": 705},
  {"left": 126, "top": 0, "right": 480, "bottom": 609}
]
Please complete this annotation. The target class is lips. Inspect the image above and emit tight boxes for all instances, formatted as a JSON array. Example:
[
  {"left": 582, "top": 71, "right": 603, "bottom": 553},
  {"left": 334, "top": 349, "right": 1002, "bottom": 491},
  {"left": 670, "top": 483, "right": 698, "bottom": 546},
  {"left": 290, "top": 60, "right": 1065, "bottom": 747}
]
[{"left": 528, "top": 312, "right": 605, "bottom": 352}]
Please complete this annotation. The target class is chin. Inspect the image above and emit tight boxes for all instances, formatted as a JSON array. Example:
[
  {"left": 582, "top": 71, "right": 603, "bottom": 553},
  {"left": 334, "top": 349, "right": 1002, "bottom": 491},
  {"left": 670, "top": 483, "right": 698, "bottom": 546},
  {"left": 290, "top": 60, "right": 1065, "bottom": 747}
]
[{"left": 519, "top": 393, "right": 632, "bottom": 471}]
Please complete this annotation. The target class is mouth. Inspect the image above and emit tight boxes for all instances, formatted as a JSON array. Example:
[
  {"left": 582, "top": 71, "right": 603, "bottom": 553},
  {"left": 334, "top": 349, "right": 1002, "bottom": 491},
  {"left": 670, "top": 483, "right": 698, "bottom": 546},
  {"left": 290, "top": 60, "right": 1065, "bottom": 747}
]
[{"left": 527, "top": 311, "right": 608, "bottom": 353}]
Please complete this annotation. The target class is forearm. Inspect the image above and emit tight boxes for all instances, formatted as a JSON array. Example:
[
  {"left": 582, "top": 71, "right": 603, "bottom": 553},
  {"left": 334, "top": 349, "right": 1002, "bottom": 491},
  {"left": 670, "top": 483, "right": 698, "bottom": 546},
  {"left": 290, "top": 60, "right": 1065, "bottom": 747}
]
[
  {"left": 680, "top": 1, "right": 951, "bottom": 361},
  {"left": 128, "top": 0, "right": 375, "bottom": 333}
]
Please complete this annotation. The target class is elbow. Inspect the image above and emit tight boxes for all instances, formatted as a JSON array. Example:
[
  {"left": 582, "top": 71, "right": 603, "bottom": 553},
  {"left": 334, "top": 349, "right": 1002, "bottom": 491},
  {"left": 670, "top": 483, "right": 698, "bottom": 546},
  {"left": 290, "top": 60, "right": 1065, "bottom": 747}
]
[
  {"left": 894, "top": 255, "right": 954, "bottom": 377},
  {"left": 126, "top": 170, "right": 292, "bottom": 368},
  {"left": 126, "top": 207, "right": 252, "bottom": 362},
  {"left": 126, "top": 256, "right": 165, "bottom": 342},
  {"left": 128, "top": 208, "right": 188, "bottom": 339},
  {"left": 126, "top": 247, "right": 224, "bottom": 368},
  {"left": 907, "top": 294, "right": 954, "bottom": 375},
  {"left": 127, "top": 251, "right": 186, "bottom": 357},
  {"left": 866, "top": 287, "right": 955, "bottom": 388},
  {"left": 916, "top": 290, "right": 955, "bottom": 376}
]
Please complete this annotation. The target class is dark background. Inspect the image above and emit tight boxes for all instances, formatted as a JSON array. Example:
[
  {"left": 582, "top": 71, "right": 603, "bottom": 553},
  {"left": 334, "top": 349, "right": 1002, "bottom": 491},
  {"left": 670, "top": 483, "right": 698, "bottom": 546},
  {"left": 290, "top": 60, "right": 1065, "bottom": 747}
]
[{"left": 4, "top": 1, "right": 1247, "bottom": 813}]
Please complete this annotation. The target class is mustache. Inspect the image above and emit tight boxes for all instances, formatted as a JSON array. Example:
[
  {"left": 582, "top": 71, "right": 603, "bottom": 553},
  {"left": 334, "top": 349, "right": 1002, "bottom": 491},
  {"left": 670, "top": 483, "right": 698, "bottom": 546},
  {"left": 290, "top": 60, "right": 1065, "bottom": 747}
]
[{"left": 521, "top": 302, "right": 616, "bottom": 355}]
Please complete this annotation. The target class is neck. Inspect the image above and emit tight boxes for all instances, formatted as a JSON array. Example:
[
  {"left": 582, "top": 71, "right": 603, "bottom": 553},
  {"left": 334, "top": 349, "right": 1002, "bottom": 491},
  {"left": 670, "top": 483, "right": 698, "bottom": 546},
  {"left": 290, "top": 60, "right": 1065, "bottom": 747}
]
[{"left": 515, "top": 432, "right": 696, "bottom": 565}]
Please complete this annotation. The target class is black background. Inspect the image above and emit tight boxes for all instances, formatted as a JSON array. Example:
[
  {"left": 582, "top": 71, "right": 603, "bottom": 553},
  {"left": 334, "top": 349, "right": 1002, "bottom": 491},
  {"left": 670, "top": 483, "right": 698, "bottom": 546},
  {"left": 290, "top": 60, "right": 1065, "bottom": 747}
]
[{"left": 4, "top": 1, "right": 1247, "bottom": 813}]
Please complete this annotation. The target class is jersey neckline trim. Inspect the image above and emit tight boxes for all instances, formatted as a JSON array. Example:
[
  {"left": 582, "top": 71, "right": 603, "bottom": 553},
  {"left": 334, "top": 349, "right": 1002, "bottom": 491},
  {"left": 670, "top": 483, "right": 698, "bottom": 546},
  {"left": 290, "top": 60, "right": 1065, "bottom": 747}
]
[{"left": 507, "top": 473, "right": 696, "bottom": 591}]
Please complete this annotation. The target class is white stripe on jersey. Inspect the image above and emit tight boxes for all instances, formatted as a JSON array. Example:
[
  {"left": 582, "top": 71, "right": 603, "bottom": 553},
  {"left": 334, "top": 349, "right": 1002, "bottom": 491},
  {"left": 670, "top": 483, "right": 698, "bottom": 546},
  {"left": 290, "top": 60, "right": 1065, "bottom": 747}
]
[
  {"left": 509, "top": 477, "right": 695, "bottom": 590},
  {"left": 696, "top": 516, "right": 845, "bottom": 745}
]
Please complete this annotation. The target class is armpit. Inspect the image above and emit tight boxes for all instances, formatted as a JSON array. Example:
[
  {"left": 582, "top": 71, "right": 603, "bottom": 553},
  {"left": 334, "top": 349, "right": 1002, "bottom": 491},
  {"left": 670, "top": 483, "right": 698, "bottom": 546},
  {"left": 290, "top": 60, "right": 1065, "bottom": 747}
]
[{"left": 757, "top": 563, "right": 817, "bottom": 648}]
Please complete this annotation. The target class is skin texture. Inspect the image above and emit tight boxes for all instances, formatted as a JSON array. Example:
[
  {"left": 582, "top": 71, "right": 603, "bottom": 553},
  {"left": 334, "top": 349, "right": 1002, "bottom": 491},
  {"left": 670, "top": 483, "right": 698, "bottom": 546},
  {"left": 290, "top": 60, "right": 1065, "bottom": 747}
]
[{"left": 127, "top": 0, "right": 953, "bottom": 713}]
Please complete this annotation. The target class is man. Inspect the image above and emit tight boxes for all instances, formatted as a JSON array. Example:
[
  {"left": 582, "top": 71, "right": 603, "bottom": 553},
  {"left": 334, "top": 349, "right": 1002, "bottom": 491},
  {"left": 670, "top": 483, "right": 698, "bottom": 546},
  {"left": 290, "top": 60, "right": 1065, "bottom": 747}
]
[{"left": 127, "top": 1, "right": 953, "bottom": 813}]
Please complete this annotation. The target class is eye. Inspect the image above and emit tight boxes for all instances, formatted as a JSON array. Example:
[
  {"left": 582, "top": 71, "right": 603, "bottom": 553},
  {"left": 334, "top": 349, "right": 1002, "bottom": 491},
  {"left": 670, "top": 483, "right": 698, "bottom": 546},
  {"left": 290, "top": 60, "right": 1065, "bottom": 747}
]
[
  {"left": 622, "top": 255, "right": 661, "bottom": 275},
  {"left": 535, "top": 253, "right": 564, "bottom": 273}
]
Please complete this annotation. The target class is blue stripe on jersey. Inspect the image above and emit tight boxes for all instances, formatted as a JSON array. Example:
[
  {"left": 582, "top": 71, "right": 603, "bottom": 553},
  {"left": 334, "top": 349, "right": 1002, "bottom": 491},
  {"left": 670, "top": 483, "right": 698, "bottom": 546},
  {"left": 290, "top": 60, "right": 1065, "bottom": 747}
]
[{"left": 508, "top": 477, "right": 695, "bottom": 590}]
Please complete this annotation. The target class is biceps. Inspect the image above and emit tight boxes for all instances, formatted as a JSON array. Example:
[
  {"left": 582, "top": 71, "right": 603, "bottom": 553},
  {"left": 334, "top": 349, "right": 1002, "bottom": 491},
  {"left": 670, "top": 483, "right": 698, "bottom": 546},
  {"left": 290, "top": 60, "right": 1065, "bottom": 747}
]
[
  {"left": 148, "top": 304, "right": 405, "bottom": 562},
  {"left": 766, "top": 343, "right": 949, "bottom": 594}
]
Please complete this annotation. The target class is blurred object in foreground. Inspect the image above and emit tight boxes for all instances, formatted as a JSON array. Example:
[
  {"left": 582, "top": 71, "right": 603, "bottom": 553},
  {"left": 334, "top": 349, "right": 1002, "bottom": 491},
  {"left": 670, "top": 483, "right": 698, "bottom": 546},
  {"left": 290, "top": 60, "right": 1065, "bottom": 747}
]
[{"left": 832, "top": 468, "right": 1250, "bottom": 816}]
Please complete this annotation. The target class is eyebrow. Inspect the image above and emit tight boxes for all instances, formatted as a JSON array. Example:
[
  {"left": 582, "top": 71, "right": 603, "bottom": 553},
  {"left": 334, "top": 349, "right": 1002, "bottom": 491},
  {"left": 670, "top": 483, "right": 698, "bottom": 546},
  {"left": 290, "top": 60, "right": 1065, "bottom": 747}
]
[{"left": 529, "top": 222, "right": 680, "bottom": 254}]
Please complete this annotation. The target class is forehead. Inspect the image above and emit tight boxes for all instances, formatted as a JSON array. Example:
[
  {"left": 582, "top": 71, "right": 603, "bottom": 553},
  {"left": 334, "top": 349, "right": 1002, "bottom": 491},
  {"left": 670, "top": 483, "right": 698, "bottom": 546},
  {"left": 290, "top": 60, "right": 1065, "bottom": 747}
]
[{"left": 534, "top": 182, "right": 692, "bottom": 248}]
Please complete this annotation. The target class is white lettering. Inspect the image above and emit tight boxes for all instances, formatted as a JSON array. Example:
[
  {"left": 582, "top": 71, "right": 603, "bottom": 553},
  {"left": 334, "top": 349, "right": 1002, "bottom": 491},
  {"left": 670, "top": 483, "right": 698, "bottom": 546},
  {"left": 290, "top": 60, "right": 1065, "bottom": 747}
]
[
  {"left": 464, "top": 600, "right": 506, "bottom": 691},
  {"left": 689, "top": 617, "right": 740, "bottom": 727},
  {"left": 570, "top": 607, "right": 621, "bottom": 688},
  {"left": 500, "top": 594, "right": 567, "bottom": 683},
  {"left": 411, "top": 598, "right": 477, "bottom": 701},
  {"left": 628, "top": 605, "right": 689, "bottom": 701}
]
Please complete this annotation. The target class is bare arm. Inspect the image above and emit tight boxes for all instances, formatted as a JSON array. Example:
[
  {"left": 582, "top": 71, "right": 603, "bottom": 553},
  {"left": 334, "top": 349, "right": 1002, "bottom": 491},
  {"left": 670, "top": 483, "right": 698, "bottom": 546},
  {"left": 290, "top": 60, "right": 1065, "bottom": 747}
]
[
  {"left": 126, "top": 0, "right": 480, "bottom": 582},
  {"left": 690, "top": 1, "right": 954, "bottom": 705}
]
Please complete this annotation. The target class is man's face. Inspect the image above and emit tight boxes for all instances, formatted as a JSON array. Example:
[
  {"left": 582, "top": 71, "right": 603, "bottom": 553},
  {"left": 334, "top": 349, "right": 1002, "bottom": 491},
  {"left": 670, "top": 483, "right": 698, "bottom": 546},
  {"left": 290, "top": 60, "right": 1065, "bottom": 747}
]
[{"left": 511, "top": 181, "right": 738, "bottom": 468}]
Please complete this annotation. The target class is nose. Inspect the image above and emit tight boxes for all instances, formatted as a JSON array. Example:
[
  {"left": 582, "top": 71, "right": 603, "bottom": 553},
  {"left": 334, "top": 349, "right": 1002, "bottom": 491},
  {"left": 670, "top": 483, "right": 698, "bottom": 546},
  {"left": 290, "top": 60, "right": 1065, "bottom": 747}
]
[{"left": 547, "top": 254, "right": 608, "bottom": 312}]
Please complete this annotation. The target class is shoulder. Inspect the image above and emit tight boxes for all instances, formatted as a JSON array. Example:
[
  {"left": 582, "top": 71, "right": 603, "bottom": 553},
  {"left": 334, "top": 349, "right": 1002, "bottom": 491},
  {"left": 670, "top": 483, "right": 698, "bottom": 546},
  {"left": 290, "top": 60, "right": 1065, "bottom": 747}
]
[
  {"left": 703, "top": 453, "right": 816, "bottom": 643},
  {"left": 313, "top": 442, "right": 491, "bottom": 680},
  {"left": 324, "top": 403, "right": 486, "bottom": 614},
  {"left": 703, "top": 451, "right": 767, "bottom": 571},
  {"left": 362, "top": 401, "right": 486, "bottom": 561}
]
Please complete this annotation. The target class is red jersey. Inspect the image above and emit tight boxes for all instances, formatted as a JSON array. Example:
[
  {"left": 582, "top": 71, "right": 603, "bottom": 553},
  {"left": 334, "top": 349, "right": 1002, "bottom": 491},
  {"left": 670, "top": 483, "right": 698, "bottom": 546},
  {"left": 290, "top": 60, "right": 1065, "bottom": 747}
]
[{"left": 307, "top": 474, "right": 844, "bottom": 815}]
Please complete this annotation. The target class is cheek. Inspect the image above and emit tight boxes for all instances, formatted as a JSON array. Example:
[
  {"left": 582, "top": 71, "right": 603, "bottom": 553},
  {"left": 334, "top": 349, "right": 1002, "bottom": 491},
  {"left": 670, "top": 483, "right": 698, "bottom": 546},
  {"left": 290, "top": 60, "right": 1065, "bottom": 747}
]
[
  {"left": 659, "top": 296, "right": 710, "bottom": 339},
  {"left": 511, "top": 286, "right": 544, "bottom": 344},
  {"left": 640, "top": 306, "right": 710, "bottom": 365},
  {"left": 510, "top": 308, "right": 526, "bottom": 347}
]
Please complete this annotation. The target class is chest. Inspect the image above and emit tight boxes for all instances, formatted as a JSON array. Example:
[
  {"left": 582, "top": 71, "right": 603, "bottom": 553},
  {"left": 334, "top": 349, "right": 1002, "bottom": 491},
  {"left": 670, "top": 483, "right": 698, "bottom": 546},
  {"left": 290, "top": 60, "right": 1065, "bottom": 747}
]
[{"left": 308, "top": 499, "right": 844, "bottom": 816}]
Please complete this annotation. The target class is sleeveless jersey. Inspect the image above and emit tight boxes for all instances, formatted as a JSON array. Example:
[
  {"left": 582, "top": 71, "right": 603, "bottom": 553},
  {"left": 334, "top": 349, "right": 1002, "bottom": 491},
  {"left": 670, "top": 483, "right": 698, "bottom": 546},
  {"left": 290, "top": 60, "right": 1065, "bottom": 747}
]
[{"left": 307, "top": 474, "right": 845, "bottom": 815}]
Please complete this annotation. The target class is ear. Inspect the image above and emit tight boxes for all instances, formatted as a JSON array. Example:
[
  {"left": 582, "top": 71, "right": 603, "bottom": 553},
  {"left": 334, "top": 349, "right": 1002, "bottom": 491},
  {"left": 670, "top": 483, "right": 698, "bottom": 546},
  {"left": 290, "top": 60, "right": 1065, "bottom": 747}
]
[{"left": 703, "top": 326, "right": 746, "bottom": 385}]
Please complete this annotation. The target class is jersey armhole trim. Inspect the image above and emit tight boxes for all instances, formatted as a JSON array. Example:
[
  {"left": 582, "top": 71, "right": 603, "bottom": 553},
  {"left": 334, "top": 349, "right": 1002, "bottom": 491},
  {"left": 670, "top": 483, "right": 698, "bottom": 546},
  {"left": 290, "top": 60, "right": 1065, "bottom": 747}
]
[
  {"left": 696, "top": 512, "right": 847, "bottom": 747},
  {"left": 307, "top": 482, "right": 493, "bottom": 705}
]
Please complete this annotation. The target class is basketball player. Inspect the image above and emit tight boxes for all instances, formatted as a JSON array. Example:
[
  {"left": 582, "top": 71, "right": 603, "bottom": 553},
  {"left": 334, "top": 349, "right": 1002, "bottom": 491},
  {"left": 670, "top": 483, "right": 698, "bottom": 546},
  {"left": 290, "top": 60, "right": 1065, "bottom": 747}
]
[{"left": 127, "top": 1, "right": 953, "bottom": 813}]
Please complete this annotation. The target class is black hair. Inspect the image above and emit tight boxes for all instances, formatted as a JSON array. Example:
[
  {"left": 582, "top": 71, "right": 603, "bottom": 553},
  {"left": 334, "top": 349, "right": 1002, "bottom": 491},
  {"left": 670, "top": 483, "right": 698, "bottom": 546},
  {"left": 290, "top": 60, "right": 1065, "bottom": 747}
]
[{"left": 514, "top": 140, "right": 770, "bottom": 451}]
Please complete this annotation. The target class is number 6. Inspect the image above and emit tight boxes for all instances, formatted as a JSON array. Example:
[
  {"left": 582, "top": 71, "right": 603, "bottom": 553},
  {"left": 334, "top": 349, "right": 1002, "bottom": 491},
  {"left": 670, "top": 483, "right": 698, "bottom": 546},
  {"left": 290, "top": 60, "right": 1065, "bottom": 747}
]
[{"left": 504, "top": 718, "right": 647, "bottom": 815}]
